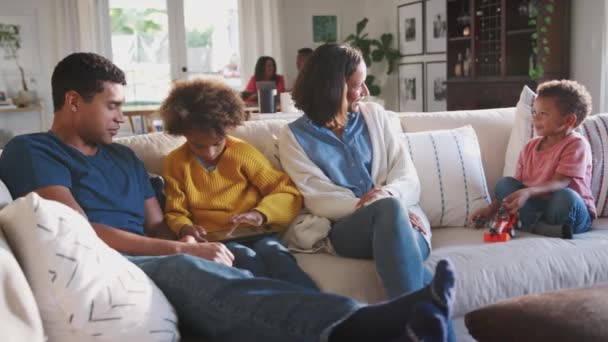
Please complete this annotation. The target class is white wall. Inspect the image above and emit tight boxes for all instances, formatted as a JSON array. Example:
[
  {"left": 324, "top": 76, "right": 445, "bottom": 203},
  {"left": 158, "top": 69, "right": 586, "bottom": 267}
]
[
  {"left": 571, "top": 0, "right": 606, "bottom": 113},
  {"left": 0, "top": 0, "right": 55, "bottom": 135}
]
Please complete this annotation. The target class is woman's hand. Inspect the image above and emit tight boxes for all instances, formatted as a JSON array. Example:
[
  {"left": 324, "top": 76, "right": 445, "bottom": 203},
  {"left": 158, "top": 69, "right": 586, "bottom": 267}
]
[
  {"left": 355, "top": 188, "right": 392, "bottom": 209},
  {"left": 179, "top": 224, "right": 208, "bottom": 242},
  {"left": 231, "top": 210, "right": 266, "bottom": 227},
  {"left": 409, "top": 211, "right": 427, "bottom": 236}
]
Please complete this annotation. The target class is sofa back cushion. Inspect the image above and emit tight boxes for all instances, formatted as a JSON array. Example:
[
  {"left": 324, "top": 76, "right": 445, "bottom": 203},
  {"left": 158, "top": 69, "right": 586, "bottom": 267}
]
[
  {"left": 115, "top": 132, "right": 185, "bottom": 175},
  {"left": 399, "top": 108, "right": 515, "bottom": 198},
  {"left": 401, "top": 125, "right": 491, "bottom": 227},
  {"left": 0, "top": 193, "right": 179, "bottom": 341},
  {"left": 227, "top": 119, "right": 289, "bottom": 170}
]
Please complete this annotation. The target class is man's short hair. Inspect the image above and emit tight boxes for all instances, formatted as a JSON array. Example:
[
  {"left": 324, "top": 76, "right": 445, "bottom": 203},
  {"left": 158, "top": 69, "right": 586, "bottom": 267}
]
[
  {"left": 51, "top": 53, "right": 126, "bottom": 112},
  {"left": 537, "top": 79, "right": 593, "bottom": 126},
  {"left": 159, "top": 79, "right": 245, "bottom": 136},
  {"left": 297, "top": 48, "right": 313, "bottom": 57},
  {"left": 292, "top": 44, "right": 362, "bottom": 126}
]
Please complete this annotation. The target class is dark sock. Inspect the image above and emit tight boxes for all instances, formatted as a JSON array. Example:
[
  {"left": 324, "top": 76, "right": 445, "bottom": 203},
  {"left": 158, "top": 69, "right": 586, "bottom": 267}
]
[
  {"left": 403, "top": 302, "right": 447, "bottom": 342},
  {"left": 329, "top": 259, "right": 455, "bottom": 342}
]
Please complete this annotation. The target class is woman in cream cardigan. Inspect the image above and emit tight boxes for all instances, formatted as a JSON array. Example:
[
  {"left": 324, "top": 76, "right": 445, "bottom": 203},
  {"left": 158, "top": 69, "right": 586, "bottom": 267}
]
[{"left": 278, "top": 43, "right": 432, "bottom": 299}]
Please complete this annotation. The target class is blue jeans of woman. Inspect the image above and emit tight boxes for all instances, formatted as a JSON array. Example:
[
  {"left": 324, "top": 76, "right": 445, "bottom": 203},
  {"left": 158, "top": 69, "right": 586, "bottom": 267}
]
[
  {"left": 128, "top": 254, "right": 359, "bottom": 342},
  {"left": 328, "top": 197, "right": 431, "bottom": 298},
  {"left": 495, "top": 177, "right": 593, "bottom": 235},
  {"left": 225, "top": 235, "right": 318, "bottom": 290}
]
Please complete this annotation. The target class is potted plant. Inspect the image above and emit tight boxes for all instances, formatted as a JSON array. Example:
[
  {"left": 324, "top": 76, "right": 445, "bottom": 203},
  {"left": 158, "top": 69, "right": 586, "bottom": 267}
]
[
  {"left": 344, "top": 18, "right": 401, "bottom": 98},
  {"left": 0, "top": 23, "right": 34, "bottom": 106}
]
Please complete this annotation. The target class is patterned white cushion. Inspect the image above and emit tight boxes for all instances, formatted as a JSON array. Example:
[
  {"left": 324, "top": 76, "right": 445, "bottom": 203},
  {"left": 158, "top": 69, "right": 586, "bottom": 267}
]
[
  {"left": 0, "top": 193, "right": 179, "bottom": 342},
  {"left": 401, "top": 125, "right": 491, "bottom": 227},
  {"left": 577, "top": 114, "right": 608, "bottom": 217},
  {"left": 503, "top": 85, "right": 536, "bottom": 177}
]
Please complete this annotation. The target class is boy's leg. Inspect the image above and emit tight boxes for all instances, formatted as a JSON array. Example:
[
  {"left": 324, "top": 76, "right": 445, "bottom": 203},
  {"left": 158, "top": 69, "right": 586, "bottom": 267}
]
[
  {"left": 128, "top": 254, "right": 455, "bottom": 342},
  {"left": 329, "top": 197, "right": 430, "bottom": 297},
  {"left": 495, "top": 177, "right": 544, "bottom": 230},
  {"left": 250, "top": 236, "right": 319, "bottom": 290},
  {"left": 538, "top": 188, "right": 593, "bottom": 238},
  {"left": 224, "top": 242, "right": 268, "bottom": 277}
]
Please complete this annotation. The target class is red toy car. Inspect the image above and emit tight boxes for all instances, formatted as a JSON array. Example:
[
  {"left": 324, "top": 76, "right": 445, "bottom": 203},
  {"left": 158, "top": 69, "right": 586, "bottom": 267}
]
[{"left": 483, "top": 205, "right": 520, "bottom": 243}]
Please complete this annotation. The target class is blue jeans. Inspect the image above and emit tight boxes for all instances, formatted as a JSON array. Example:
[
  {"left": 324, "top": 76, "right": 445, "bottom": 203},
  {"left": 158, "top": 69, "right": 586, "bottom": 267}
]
[
  {"left": 225, "top": 235, "right": 318, "bottom": 290},
  {"left": 329, "top": 197, "right": 431, "bottom": 298},
  {"left": 128, "top": 254, "right": 360, "bottom": 342},
  {"left": 495, "top": 177, "right": 593, "bottom": 235}
]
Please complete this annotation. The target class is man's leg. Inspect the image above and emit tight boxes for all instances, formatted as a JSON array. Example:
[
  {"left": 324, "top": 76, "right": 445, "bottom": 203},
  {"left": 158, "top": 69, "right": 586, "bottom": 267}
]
[
  {"left": 538, "top": 188, "right": 593, "bottom": 238},
  {"left": 330, "top": 197, "right": 430, "bottom": 297},
  {"left": 224, "top": 242, "right": 268, "bottom": 277},
  {"left": 128, "top": 254, "right": 455, "bottom": 342},
  {"left": 251, "top": 236, "right": 319, "bottom": 290}
]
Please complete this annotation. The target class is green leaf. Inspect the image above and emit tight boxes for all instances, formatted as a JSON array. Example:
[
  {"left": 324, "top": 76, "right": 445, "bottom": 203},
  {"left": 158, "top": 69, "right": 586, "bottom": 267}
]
[
  {"left": 380, "top": 33, "right": 393, "bottom": 47},
  {"left": 356, "top": 18, "right": 369, "bottom": 35},
  {"left": 528, "top": 19, "right": 537, "bottom": 26},
  {"left": 544, "top": 46, "right": 550, "bottom": 54},
  {"left": 542, "top": 38, "right": 548, "bottom": 44},
  {"left": 540, "top": 26, "right": 547, "bottom": 33},
  {"left": 371, "top": 49, "right": 384, "bottom": 62},
  {"left": 546, "top": 4, "right": 554, "bottom": 13},
  {"left": 544, "top": 16, "right": 552, "bottom": 25},
  {"left": 531, "top": 32, "right": 538, "bottom": 40},
  {"left": 533, "top": 46, "right": 539, "bottom": 54}
]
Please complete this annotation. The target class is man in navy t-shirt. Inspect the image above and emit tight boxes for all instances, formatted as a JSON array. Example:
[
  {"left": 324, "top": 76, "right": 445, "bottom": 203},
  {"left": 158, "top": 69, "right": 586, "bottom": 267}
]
[{"left": 0, "top": 52, "right": 454, "bottom": 342}]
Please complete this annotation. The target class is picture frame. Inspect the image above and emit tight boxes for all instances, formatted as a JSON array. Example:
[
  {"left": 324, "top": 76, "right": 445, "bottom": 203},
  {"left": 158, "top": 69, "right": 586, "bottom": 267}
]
[
  {"left": 398, "top": 1, "right": 424, "bottom": 57},
  {"left": 424, "top": 0, "right": 447, "bottom": 54},
  {"left": 398, "top": 62, "right": 424, "bottom": 112},
  {"left": 312, "top": 15, "right": 338, "bottom": 43},
  {"left": 425, "top": 61, "right": 447, "bottom": 112}
]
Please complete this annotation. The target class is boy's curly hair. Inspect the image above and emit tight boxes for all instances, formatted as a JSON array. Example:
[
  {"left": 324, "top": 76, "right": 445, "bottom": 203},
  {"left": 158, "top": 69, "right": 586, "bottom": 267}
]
[
  {"left": 159, "top": 79, "right": 245, "bottom": 136},
  {"left": 537, "top": 79, "right": 592, "bottom": 127}
]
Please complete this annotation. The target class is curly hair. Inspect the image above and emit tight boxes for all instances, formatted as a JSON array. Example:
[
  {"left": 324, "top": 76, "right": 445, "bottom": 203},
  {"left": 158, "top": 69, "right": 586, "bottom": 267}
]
[
  {"left": 292, "top": 44, "right": 362, "bottom": 126},
  {"left": 254, "top": 56, "right": 279, "bottom": 81},
  {"left": 537, "top": 79, "right": 593, "bottom": 126},
  {"left": 160, "top": 79, "right": 245, "bottom": 136},
  {"left": 51, "top": 52, "right": 126, "bottom": 112}
]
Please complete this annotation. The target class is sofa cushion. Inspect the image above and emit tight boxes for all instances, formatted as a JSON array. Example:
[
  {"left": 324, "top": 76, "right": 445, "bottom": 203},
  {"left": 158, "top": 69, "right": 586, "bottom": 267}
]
[
  {"left": 0, "top": 177, "right": 11, "bottom": 209},
  {"left": 465, "top": 284, "right": 608, "bottom": 341},
  {"left": 228, "top": 119, "right": 289, "bottom": 170},
  {"left": 115, "top": 132, "right": 186, "bottom": 175},
  {"left": 401, "top": 125, "right": 490, "bottom": 227},
  {"left": 399, "top": 108, "right": 515, "bottom": 199},
  {"left": 0, "top": 193, "right": 179, "bottom": 342},
  {"left": 502, "top": 85, "right": 536, "bottom": 177}
]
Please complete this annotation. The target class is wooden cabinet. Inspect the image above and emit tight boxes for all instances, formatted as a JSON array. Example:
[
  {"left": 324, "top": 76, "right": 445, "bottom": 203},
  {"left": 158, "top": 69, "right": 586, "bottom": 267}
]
[{"left": 446, "top": 0, "right": 570, "bottom": 110}]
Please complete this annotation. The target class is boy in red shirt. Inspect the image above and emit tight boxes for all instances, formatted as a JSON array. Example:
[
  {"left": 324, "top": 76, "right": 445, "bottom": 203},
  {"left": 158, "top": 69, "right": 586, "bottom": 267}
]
[{"left": 471, "top": 80, "right": 595, "bottom": 238}]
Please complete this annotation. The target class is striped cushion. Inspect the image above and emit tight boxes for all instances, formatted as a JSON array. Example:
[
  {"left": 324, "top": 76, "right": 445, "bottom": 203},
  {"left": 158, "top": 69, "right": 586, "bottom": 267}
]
[
  {"left": 577, "top": 114, "right": 608, "bottom": 217},
  {"left": 401, "top": 125, "right": 491, "bottom": 227}
]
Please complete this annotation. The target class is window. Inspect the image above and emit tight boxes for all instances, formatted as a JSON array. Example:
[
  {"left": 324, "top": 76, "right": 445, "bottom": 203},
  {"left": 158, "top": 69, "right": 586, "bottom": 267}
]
[{"left": 109, "top": 0, "right": 241, "bottom": 105}]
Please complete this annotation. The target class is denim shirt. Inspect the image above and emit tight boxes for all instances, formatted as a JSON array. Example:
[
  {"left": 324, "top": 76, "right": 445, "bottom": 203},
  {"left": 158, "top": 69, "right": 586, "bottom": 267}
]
[{"left": 288, "top": 112, "right": 373, "bottom": 197}]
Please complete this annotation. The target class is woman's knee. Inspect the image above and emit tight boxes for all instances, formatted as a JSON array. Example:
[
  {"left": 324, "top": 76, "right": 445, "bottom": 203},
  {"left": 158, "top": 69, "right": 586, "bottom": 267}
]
[{"left": 368, "top": 196, "right": 402, "bottom": 214}]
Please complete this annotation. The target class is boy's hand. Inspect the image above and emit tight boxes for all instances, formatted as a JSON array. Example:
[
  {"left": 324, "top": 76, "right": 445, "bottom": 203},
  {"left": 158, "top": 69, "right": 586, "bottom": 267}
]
[
  {"left": 231, "top": 210, "right": 266, "bottom": 227},
  {"left": 502, "top": 189, "right": 530, "bottom": 213},
  {"left": 355, "top": 188, "right": 391, "bottom": 209},
  {"left": 469, "top": 206, "right": 497, "bottom": 228},
  {"left": 179, "top": 224, "right": 208, "bottom": 242}
]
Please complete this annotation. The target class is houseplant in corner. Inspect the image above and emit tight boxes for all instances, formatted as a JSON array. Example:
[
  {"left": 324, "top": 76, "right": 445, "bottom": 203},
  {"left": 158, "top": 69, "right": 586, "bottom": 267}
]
[
  {"left": 0, "top": 23, "right": 34, "bottom": 107},
  {"left": 344, "top": 18, "right": 401, "bottom": 100}
]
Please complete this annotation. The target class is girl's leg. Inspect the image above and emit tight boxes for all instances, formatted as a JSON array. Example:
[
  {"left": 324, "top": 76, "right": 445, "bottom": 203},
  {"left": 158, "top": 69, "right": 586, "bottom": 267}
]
[
  {"left": 329, "top": 197, "right": 429, "bottom": 298},
  {"left": 251, "top": 236, "right": 319, "bottom": 290}
]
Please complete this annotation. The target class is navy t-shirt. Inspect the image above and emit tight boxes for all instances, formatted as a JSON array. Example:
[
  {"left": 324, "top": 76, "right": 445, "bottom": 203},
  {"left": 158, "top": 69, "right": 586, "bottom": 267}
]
[{"left": 0, "top": 132, "right": 155, "bottom": 235}]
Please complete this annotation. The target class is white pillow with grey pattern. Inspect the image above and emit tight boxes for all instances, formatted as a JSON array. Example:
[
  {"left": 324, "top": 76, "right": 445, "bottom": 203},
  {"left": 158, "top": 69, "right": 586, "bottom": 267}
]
[
  {"left": 0, "top": 193, "right": 179, "bottom": 342},
  {"left": 401, "top": 125, "right": 491, "bottom": 227}
]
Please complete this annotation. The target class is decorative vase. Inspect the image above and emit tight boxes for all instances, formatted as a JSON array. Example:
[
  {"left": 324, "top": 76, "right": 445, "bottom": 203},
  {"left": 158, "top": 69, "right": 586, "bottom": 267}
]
[{"left": 12, "top": 90, "right": 34, "bottom": 107}]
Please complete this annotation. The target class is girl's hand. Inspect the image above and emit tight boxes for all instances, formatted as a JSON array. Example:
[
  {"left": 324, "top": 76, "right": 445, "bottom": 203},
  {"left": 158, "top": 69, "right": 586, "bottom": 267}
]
[
  {"left": 502, "top": 189, "right": 530, "bottom": 213},
  {"left": 231, "top": 210, "right": 266, "bottom": 227},
  {"left": 179, "top": 224, "right": 207, "bottom": 242},
  {"left": 355, "top": 188, "right": 391, "bottom": 209}
]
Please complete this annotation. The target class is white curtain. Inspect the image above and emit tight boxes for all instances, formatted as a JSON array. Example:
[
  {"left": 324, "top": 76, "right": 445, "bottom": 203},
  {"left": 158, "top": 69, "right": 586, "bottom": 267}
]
[
  {"left": 53, "top": 0, "right": 112, "bottom": 61},
  {"left": 237, "top": 0, "right": 285, "bottom": 86},
  {"left": 601, "top": 0, "right": 608, "bottom": 113}
]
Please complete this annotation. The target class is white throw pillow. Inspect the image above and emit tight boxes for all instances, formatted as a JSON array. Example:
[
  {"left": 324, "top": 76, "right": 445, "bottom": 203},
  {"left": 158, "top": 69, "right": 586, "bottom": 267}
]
[
  {"left": 576, "top": 114, "right": 608, "bottom": 217},
  {"left": 0, "top": 193, "right": 179, "bottom": 342},
  {"left": 502, "top": 85, "right": 537, "bottom": 177},
  {"left": 401, "top": 125, "right": 491, "bottom": 227}
]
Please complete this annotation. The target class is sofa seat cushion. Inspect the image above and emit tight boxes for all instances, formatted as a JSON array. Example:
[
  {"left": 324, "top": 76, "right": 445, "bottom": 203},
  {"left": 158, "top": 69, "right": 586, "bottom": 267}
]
[
  {"left": 296, "top": 222, "right": 608, "bottom": 318},
  {"left": 465, "top": 284, "right": 608, "bottom": 341}
]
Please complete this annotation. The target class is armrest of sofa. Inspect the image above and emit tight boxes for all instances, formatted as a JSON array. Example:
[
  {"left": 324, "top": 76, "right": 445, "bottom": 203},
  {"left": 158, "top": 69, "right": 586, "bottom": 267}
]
[{"left": 465, "top": 284, "right": 608, "bottom": 341}]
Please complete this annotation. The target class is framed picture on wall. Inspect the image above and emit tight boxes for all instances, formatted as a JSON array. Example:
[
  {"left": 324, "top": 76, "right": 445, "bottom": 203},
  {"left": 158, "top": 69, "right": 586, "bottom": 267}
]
[
  {"left": 312, "top": 15, "right": 338, "bottom": 43},
  {"left": 425, "top": 61, "right": 447, "bottom": 112},
  {"left": 424, "top": 0, "right": 447, "bottom": 53},
  {"left": 399, "top": 62, "right": 424, "bottom": 112},
  {"left": 398, "top": 1, "right": 424, "bottom": 56}
]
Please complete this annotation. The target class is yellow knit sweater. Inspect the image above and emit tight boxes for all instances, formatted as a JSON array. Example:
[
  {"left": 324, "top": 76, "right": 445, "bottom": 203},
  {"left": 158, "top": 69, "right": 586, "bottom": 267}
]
[{"left": 162, "top": 136, "right": 302, "bottom": 234}]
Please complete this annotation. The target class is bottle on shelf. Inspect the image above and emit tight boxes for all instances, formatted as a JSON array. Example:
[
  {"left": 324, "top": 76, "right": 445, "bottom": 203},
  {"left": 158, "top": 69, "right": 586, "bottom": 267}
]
[
  {"left": 463, "top": 48, "right": 471, "bottom": 77},
  {"left": 455, "top": 53, "right": 463, "bottom": 77}
]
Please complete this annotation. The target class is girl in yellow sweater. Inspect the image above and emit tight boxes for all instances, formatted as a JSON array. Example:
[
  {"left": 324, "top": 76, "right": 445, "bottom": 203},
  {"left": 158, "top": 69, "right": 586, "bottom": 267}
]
[{"left": 159, "top": 79, "right": 317, "bottom": 289}]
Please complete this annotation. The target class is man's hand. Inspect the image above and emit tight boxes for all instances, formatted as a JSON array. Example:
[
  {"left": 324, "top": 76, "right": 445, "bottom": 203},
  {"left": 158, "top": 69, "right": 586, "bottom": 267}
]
[
  {"left": 178, "top": 241, "right": 235, "bottom": 267},
  {"left": 408, "top": 211, "right": 427, "bottom": 235},
  {"left": 231, "top": 210, "right": 266, "bottom": 227},
  {"left": 502, "top": 189, "right": 531, "bottom": 213},
  {"left": 179, "top": 224, "right": 207, "bottom": 242},
  {"left": 355, "top": 188, "right": 391, "bottom": 209}
]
